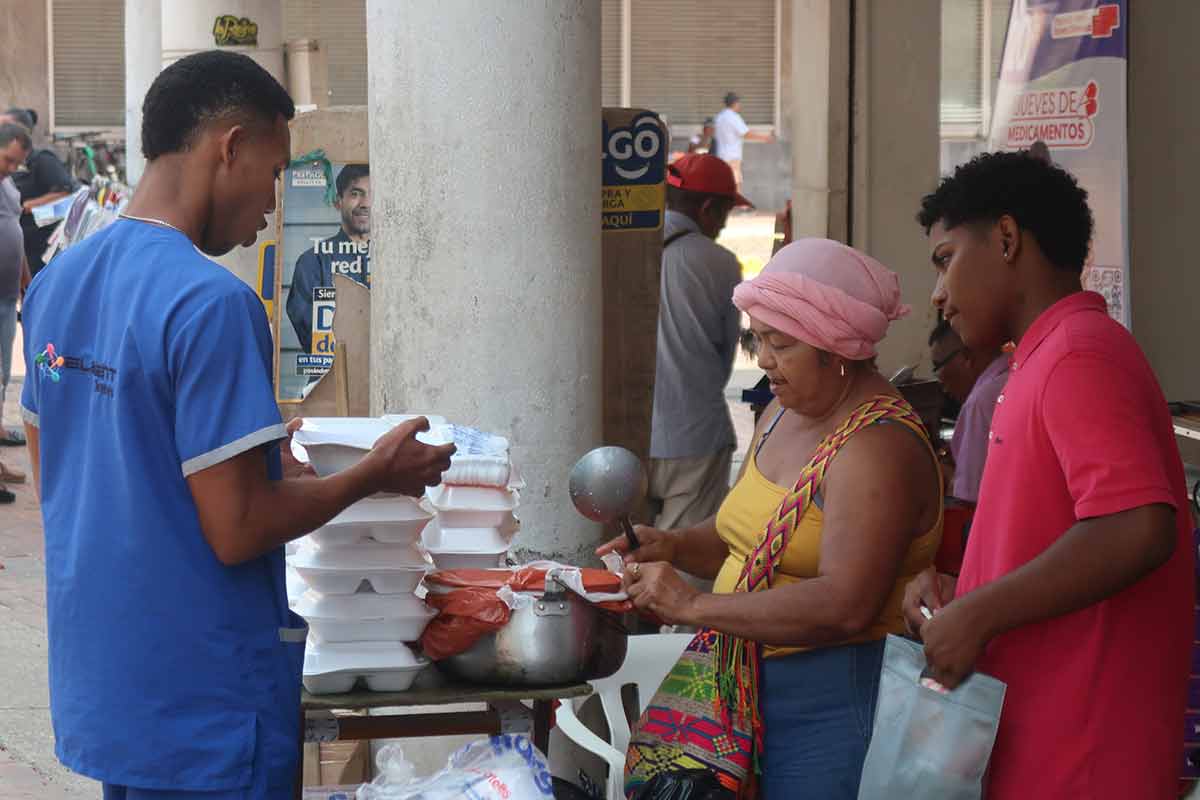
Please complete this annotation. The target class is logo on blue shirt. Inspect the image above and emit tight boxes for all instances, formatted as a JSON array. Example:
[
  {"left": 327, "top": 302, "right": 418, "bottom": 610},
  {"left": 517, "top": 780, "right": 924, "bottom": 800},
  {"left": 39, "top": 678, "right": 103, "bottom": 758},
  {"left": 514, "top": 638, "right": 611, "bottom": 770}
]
[
  {"left": 35, "top": 342, "right": 117, "bottom": 397},
  {"left": 34, "top": 343, "right": 64, "bottom": 382}
]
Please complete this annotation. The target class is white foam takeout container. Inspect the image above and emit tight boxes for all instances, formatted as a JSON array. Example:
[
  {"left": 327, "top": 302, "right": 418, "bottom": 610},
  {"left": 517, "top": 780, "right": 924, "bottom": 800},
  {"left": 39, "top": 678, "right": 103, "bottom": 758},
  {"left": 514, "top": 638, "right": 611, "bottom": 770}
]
[
  {"left": 426, "top": 484, "right": 520, "bottom": 529},
  {"left": 294, "top": 589, "right": 438, "bottom": 644},
  {"left": 424, "top": 547, "right": 510, "bottom": 571},
  {"left": 287, "top": 544, "right": 430, "bottom": 595},
  {"left": 291, "top": 416, "right": 448, "bottom": 477},
  {"left": 308, "top": 495, "right": 435, "bottom": 548},
  {"left": 302, "top": 640, "right": 429, "bottom": 695},
  {"left": 421, "top": 513, "right": 518, "bottom": 553}
]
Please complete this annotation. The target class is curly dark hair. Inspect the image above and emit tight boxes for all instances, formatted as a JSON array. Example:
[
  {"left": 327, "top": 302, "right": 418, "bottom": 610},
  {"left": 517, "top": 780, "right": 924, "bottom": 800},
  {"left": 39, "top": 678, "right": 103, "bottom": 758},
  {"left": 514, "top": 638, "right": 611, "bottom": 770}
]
[
  {"left": 335, "top": 163, "right": 369, "bottom": 197},
  {"left": 141, "top": 50, "right": 294, "bottom": 161},
  {"left": 917, "top": 151, "right": 1094, "bottom": 274}
]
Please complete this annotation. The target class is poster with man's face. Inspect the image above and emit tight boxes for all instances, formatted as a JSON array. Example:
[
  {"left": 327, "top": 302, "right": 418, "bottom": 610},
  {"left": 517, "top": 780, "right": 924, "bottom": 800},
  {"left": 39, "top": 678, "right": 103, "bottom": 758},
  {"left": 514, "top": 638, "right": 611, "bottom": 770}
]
[{"left": 277, "top": 162, "right": 371, "bottom": 401}]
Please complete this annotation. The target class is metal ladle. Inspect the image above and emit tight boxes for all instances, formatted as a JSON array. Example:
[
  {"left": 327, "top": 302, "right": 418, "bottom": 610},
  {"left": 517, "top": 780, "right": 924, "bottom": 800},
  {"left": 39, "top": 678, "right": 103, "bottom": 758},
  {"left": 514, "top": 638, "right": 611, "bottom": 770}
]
[{"left": 568, "top": 446, "right": 648, "bottom": 550}]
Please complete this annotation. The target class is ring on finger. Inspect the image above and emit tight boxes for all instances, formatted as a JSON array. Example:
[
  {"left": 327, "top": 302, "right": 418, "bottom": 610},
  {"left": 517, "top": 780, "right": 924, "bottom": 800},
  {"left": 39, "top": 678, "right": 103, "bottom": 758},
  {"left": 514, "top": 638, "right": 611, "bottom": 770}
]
[{"left": 629, "top": 562, "right": 640, "bottom": 576}]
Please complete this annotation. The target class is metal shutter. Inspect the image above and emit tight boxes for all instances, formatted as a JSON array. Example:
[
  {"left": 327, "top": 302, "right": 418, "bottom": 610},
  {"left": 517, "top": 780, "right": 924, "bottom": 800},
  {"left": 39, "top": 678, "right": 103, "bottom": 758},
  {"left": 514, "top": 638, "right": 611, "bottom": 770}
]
[
  {"left": 284, "top": 0, "right": 367, "bottom": 106},
  {"left": 629, "top": 0, "right": 775, "bottom": 127},
  {"left": 941, "top": 0, "right": 984, "bottom": 131},
  {"left": 52, "top": 0, "right": 125, "bottom": 128},
  {"left": 601, "top": 0, "right": 622, "bottom": 107}
]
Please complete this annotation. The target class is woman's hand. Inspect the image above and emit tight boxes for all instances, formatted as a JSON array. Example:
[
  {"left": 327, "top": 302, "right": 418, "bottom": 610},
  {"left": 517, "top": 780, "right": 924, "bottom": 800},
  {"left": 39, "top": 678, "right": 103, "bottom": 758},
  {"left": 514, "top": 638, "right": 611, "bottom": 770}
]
[
  {"left": 596, "top": 525, "right": 678, "bottom": 565},
  {"left": 902, "top": 567, "right": 957, "bottom": 638},
  {"left": 622, "top": 561, "right": 700, "bottom": 626}
]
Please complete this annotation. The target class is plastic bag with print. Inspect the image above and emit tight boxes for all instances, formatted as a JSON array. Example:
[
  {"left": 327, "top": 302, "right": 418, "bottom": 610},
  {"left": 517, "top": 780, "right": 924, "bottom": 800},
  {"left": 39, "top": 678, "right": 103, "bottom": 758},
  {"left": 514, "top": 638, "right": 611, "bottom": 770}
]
[{"left": 357, "top": 735, "right": 554, "bottom": 800}]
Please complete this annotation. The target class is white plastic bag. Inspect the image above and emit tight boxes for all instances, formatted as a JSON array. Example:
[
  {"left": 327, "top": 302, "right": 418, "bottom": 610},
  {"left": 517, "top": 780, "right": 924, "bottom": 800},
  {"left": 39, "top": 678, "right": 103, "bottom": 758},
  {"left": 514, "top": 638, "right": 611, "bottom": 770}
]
[
  {"left": 857, "top": 635, "right": 1006, "bottom": 800},
  {"left": 357, "top": 735, "right": 554, "bottom": 800}
]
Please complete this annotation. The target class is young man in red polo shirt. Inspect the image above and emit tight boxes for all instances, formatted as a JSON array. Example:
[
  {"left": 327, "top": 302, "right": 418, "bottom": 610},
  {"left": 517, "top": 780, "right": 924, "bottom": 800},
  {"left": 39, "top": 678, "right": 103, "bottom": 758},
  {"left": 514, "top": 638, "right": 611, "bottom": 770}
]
[{"left": 902, "top": 151, "right": 1193, "bottom": 799}]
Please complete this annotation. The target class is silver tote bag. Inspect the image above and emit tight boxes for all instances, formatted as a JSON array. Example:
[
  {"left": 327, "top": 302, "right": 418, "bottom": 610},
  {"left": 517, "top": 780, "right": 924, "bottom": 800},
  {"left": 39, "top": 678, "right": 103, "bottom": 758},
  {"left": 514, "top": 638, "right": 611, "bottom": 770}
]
[{"left": 857, "top": 634, "right": 1007, "bottom": 800}]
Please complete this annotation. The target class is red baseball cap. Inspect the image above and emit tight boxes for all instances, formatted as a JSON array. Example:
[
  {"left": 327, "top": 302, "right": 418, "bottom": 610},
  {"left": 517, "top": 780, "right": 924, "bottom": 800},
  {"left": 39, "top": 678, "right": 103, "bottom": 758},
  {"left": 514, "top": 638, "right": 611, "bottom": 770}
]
[{"left": 667, "top": 153, "right": 753, "bottom": 208}]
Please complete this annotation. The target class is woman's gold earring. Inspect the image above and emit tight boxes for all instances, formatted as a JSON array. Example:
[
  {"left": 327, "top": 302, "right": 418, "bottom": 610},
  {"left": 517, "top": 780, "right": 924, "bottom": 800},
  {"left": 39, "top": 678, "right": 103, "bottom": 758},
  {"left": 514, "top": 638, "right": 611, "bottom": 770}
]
[{"left": 839, "top": 362, "right": 846, "bottom": 378}]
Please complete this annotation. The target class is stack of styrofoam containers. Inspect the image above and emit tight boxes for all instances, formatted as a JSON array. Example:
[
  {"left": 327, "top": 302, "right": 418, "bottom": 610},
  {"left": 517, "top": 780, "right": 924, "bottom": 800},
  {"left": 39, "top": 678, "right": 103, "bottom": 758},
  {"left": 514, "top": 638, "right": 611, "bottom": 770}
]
[
  {"left": 422, "top": 426, "right": 522, "bottom": 570},
  {"left": 287, "top": 417, "right": 445, "bottom": 695}
]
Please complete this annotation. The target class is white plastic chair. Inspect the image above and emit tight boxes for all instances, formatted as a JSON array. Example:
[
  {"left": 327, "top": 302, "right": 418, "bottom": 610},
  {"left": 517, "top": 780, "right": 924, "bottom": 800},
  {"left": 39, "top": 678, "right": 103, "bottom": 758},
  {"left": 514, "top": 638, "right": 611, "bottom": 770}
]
[{"left": 555, "top": 633, "right": 693, "bottom": 800}]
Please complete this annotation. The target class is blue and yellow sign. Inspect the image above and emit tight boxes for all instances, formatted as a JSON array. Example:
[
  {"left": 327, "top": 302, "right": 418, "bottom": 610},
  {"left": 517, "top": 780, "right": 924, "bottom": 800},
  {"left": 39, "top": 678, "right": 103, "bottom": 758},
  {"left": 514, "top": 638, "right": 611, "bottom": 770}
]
[
  {"left": 297, "top": 286, "right": 336, "bottom": 376},
  {"left": 602, "top": 112, "right": 666, "bottom": 232},
  {"left": 257, "top": 239, "right": 276, "bottom": 318}
]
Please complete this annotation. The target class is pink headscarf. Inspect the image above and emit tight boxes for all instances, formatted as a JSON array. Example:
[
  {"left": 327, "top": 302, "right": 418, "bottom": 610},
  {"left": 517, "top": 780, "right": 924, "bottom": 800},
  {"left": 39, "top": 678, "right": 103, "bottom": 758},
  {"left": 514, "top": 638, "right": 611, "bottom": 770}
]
[{"left": 732, "top": 238, "right": 910, "bottom": 360}]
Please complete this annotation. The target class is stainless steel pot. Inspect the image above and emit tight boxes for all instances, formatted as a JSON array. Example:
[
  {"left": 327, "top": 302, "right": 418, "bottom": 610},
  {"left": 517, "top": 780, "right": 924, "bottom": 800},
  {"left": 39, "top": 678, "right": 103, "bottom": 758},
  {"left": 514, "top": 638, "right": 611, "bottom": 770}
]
[{"left": 436, "top": 568, "right": 628, "bottom": 686}]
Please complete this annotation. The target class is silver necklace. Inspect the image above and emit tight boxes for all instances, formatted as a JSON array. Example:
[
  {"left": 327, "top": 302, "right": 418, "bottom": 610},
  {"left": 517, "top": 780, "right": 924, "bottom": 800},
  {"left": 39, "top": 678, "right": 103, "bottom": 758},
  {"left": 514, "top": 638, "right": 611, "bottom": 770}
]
[{"left": 118, "top": 212, "right": 186, "bottom": 235}]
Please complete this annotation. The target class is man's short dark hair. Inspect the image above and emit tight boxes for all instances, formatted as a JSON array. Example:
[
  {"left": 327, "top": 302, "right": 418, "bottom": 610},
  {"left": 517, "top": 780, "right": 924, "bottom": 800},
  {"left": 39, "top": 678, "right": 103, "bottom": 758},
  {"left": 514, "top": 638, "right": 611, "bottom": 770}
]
[
  {"left": 336, "top": 163, "right": 369, "bottom": 197},
  {"left": 928, "top": 318, "right": 958, "bottom": 347},
  {"left": 0, "top": 123, "right": 32, "bottom": 151},
  {"left": 141, "top": 50, "right": 295, "bottom": 161},
  {"left": 724, "top": 92, "right": 739, "bottom": 107},
  {"left": 3, "top": 108, "right": 37, "bottom": 131},
  {"left": 917, "top": 151, "right": 1094, "bottom": 274},
  {"left": 667, "top": 184, "right": 733, "bottom": 218}
]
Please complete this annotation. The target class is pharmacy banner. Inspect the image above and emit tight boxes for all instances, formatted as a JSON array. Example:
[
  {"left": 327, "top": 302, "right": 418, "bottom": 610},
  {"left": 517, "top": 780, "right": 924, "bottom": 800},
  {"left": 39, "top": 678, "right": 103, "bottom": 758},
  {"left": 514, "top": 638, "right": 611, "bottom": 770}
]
[{"left": 989, "top": 0, "right": 1128, "bottom": 326}]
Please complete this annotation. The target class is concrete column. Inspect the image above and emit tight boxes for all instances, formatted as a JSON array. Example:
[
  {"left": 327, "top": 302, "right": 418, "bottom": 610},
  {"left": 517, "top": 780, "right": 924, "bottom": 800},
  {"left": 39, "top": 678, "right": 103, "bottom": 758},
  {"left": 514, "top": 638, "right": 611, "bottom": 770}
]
[
  {"left": 161, "top": 0, "right": 284, "bottom": 289},
  {"left": 161, "top": 0, "right": 284, "bottom": 76},
  {"left": 850, "top": 0, "right": 941, "bottom": 374},
  {"left": 1129, "top": 0, "right": 1200, "bottom": 410},
  {"left": 787, "top": 0, "right": 939, "bottom": 375},
  {"left": 124, "top": 0, "right": 162, "bottom": 186},
  {"left": 366, "top": 0, "right": 603, "bottom": 565},
  {"left": 789, "top": 0, "right": 850, "bottom": 243}
]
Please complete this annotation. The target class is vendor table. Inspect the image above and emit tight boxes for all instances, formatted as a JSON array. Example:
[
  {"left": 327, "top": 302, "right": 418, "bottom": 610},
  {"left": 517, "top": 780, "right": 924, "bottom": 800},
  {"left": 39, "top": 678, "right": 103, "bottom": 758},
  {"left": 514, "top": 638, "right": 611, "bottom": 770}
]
[{"left": 296, "top": 680, "right": 592, "bottom": 796}]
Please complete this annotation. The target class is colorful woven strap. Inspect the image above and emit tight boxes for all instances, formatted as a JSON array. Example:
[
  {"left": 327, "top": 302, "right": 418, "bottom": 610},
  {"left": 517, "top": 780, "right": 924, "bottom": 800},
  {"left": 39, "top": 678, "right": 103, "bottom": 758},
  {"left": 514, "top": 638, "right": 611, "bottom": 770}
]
[
  {"left": 737, "top": 394, "right": 923, "bottom": 595},
  {"left": 714, "top": 394, "right": 927, "bottom": 783}
]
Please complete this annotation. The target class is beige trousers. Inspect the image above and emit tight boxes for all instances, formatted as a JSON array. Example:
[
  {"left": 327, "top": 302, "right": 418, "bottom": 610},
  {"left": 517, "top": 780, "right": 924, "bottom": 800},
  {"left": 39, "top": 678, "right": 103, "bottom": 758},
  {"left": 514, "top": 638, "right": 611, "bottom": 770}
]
[
  {"left": 648, "top": 448, "right": 734, "bottom": 531},
  {"left": 726, "top": 158, "right": 744, "bottom": 192}
]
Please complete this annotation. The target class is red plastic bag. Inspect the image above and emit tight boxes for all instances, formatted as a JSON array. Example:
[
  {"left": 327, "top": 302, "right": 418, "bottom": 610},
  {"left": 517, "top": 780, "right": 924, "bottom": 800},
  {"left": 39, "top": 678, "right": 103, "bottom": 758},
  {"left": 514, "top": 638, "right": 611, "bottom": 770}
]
[
  {"left": 420, "top": 588, "right": 512, "bottom": 661},
  {"left": 424, "top": 567, "right": 623, "bottom": 595}
]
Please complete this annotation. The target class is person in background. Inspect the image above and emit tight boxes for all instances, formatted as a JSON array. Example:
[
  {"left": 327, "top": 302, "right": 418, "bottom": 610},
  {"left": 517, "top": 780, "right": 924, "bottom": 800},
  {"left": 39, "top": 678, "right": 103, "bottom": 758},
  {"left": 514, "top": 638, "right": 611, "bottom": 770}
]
[
  {"left": 904, "top": 151, "right": 1192, "bottom": 799},
  {"left": 648, "top": 153, "right": 748, "bottom": 542},
  {"left": 712, "top": 92, "right": 773, "bottom": 196},
  {"left": 286, "top": 163, "right": 371, "bottom": 352},
  {"left": 20, "top": 51, "right": 454, "bottom": 799},
  {"left": 688, "top": 117, "right": 717, "bottom": 156},
  {"left": 0, "top": 122, "right": 32, "bottom": 497},
  {"left": 0, "top": 109, "right": 74, "bottom": 278},
  {"left": 928, "top": 319, "right": 1007, "bottom": 504},
  {"left": 605, "top": 238, "right": 940, "bottom": 798}
]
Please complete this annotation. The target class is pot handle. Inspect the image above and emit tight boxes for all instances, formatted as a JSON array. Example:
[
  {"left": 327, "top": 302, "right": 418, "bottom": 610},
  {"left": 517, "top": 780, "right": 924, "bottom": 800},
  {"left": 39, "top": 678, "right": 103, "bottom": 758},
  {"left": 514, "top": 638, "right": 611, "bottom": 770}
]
[{"left": 542, "top": 567, "right": 572, "bottom": 603}]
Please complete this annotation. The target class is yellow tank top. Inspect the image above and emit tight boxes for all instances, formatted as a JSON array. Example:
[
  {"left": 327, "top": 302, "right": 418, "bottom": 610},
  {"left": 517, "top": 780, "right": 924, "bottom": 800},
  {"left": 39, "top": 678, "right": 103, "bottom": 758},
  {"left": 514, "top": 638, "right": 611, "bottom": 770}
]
[{"left": 713, "top": 414, "right": 942, "bottom": 657}]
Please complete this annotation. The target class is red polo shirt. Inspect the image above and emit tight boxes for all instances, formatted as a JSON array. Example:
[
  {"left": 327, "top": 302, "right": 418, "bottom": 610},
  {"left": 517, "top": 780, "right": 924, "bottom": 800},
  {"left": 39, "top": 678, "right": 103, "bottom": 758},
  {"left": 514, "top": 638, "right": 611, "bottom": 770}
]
[{"left": 957, "top": 292, "right": 1193, "bottom": 799}]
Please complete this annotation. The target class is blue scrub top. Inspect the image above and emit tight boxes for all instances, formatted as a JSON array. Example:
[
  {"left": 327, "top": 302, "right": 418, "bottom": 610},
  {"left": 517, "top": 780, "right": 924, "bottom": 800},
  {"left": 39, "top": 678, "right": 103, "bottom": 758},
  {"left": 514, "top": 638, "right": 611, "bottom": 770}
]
[{"left": 21, "top": 219, "right": 306, "bottom": 792}]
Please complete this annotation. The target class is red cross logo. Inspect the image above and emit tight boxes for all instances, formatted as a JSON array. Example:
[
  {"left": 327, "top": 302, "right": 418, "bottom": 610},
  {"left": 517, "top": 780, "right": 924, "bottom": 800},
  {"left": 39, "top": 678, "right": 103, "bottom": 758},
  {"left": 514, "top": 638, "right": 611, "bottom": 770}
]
[{"left": 1092, "top": 4, "right": 1120, "bottom": 38}]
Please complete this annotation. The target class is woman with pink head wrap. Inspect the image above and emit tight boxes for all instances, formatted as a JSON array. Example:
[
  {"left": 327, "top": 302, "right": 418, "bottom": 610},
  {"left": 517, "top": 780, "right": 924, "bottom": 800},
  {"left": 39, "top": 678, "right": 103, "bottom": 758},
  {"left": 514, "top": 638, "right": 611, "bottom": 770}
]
[{"left": 604, "top": 239, "right": 944, "bottom": 799}]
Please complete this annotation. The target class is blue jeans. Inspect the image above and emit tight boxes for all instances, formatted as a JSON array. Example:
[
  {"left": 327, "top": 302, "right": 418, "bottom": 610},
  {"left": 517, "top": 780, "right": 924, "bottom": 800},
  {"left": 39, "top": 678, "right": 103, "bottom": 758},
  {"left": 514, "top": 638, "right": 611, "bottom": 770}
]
[{"left": 759, "top": 639, "right": 885, "bottom": 799}]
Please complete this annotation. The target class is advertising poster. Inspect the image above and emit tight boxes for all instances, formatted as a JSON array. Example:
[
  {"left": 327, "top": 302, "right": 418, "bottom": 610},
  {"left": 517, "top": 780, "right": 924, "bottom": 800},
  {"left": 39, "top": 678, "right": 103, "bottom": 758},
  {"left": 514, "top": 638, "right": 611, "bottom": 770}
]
[
  {"left": 602, "top": 111, "right": 667, "bottom": 232},
  {"left": 988, "top": 0, "right": 1128, "bottom": 326},
  {"left": 277, "top": 160, "right": 371, "bottom": 400}
]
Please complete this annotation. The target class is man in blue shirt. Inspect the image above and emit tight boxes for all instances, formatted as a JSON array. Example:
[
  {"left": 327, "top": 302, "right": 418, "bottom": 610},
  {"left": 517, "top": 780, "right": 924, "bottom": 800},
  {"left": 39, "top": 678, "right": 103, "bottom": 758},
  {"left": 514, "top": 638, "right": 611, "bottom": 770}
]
[
  {"left": 19, "top": 51, "right": 454, "bottom": 799},
  {"left": 286, "top": 164, "right": 371, "bottom": 352}
]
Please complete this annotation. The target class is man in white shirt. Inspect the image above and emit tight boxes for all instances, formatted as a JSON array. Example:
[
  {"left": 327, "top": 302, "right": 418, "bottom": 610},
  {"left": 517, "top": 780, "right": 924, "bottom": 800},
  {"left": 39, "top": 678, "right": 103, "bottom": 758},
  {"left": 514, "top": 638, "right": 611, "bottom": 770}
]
[{"left": 712, "top": 92, "right": 773, "bottom": 195}]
